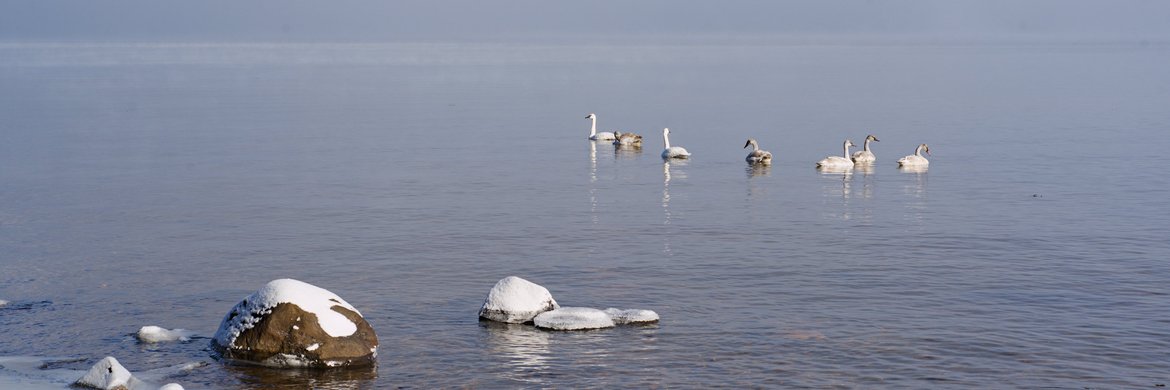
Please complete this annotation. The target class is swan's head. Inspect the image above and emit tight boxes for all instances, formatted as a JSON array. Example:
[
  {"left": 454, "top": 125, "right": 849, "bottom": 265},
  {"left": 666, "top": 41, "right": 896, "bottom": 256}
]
[
  {"left": 663, "top": 127, "right": 671, "bottom": 135},
  {"left": 845, "top": 139, "right": 855, "bottom": 148},
  {"left": 867, "top": 134, "right": 879, "bottom": 142},
  {"left": 921, "top": 143, "right": 931, "bottom": 155},
  {"left": 614, "top": 131, "right": 622, "bottom": 137},
  {"left": 586, "top": 113, "right": 595, "bottom": 119},
  {"left": 744, "top": 138, "right": 757, "bottom": 149}
]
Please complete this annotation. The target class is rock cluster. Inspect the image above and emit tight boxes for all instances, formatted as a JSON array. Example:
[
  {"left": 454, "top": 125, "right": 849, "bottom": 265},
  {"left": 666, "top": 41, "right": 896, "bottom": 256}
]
[{"left": 478, "top": 276, "right": 659, "bottom": 331}]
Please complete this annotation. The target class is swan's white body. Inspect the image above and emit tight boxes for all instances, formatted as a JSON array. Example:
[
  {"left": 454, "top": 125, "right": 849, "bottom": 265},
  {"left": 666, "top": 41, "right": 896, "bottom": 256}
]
[
  {"left": 661, "top": 128, "right": 690, "bottom": 159},
  {"left": 613, "top": 131, "right": 643, "bottom": 146},
  {"left": 851, "top": 134, "right": 879, "bottom": 163},
  {"left": 897, "top": 143, "right": 931, "bottom": 167},
  {"left": 586, "top": 113, "right": 616, "bottom": 141},
  {"left": 744, "top": 138, "right": 772, "bottom": 165},
  {"left": 817, "top": 139, "right": 856, "bottom": 169}
]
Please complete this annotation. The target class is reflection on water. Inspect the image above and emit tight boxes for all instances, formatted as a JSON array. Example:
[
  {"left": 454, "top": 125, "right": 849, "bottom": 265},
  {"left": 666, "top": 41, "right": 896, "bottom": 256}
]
[
  {"left": 613, "top": 144, "right": 642, "bottom": 161},
  {"left": 223, "top": 363, "right": 377, "bottom": 390},
  {"left": 898, "top": 164, "right": 928, "bottom": 174},
  {"left": 899, "top": 167, "right": 928, "bottom": 224},
  {"left": 588, "top": 142, "right": 599, "bottom": 224},
  {"left": 480, "top": 322, "right": 550, "bottom": 385},
  {"left": 853, "top": 163, "right": 875, "bottom": 176},
  {"left": 820, "top": 172, "right": 854, "bottom": 220},
  {"left": 746, "top": 164, "right": 771, "bottom": 178},
  {"left": 662, "top": 160, "right": 688, "bottom": 255}
]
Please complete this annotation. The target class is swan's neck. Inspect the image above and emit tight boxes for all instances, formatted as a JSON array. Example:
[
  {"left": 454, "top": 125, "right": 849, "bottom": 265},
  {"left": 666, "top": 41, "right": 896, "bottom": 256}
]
[
  {"left": 915, "top": 144, "right": 924, "bottom": 157},
  {"left": 863, "top": 139, "right": 872, "bottom": 152},
  {"left": 843, "top": 142, "right": 851, "bottom": 158},
  {"left": 663, "top": 132, "right": 671, "bottom": 149},
  {"left": 750, "top": 142, "right": 759, "bottom": 152},
  {"left": 589, "top": 116, "right": 597, "bottom": 136}
]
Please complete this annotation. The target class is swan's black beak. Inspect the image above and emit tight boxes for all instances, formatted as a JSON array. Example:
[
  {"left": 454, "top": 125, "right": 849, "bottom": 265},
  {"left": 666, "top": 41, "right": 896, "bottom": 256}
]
[
  {"left": 743, "top": 141, "right": 751, "bottom": 149},
  {"left": 874, "top": 137, "right": 880, "bottom": 142}
]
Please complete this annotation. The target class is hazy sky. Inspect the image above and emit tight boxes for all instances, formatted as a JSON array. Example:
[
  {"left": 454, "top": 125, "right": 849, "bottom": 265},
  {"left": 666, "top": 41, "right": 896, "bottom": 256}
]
[{"left": 2, "top": 0, "right": 1168, "bottom": 42}]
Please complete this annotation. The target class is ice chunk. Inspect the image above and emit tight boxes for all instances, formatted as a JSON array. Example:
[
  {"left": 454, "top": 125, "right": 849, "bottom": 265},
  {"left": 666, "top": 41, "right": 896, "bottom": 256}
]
[
  {"left": 213, "top": 279, "right": 362, "bottom": 347},
  {"left": 136, "top": 326, "right": 196, "bottom": 343},
  {"left": 158, "top": 384, "right": 185, "bottom": 390},
  {"left": 603, "top": 308, "right": 660, "bottom": 324},
  {"left": 74, "top": 356, "right": 143, "bottom": 390},
  {"left": 478, "top": 276, "right": 559, "bottom": 323},
  {"left": 533, "top": 307, "right": 615, "bottom": 330},
  {"left": 0, "top": 299, "right": 8, "bottom": 307}
]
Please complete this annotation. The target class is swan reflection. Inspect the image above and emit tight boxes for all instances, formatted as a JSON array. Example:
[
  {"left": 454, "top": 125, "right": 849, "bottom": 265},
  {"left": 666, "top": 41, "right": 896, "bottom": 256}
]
[
  {"left": 613, "top": 143, "right": 643, "bottom": 161},
  {"left": 898, "top": 164, "right": 928, "bottom": 174},
  {"left": 662, "top": 160, "right": 688, "bottom": 255},
  {"left": 746, "top": 163, "right": 771, "bottom": 178},
  {"left": 480, "top": 321, "right": 551, "bottom": 382},
  {"left": 588, "top": 142, "right": 599, "bottom": 224}
]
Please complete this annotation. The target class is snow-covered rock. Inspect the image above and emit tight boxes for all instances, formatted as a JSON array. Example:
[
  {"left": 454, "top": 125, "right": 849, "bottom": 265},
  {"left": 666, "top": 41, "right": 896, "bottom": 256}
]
[
  {"left": 211, "top": 279, "right": 378, "bottom": 368},
  {"left": 478, "top": 276, "right": 559, "bottom": 324},
  {"left": 136, "top": 326, "right": 196, "bottom": 343},
  {"left": 74, "top": 356, "right": 144, "bottom": 390},
  {"left": 604, "top": 308, "right": 660, "bottom": 324},
  {"left": 533, "top": 307, "right": 615, "bottom": 330}
]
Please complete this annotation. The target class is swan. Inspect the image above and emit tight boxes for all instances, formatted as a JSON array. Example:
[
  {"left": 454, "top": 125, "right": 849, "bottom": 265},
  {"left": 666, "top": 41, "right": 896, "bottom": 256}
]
[
  {"left": 816, "top": 139, "right": 856, "bottom": 169},
  {"left": 851, "top": 134, "right": 879, "bottom": 163},
  {"left": 613, "top": 131, "right": 643, "bottom": 147},
  {"left": 897, "top": 143, "right": 931, "bottom": 167},
  {"left": 661, "top": 128, "right": 691, "bottom": 159},
  {"left": 743, "top": 138, "right": 772, "bottom": 165},
  {"left": 586, "top": 113, "right": 616, "bottom": 141}
]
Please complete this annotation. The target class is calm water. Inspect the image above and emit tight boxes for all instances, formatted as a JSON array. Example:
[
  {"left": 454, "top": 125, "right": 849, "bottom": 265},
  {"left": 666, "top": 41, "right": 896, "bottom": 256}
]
[{"left": 1, "top": 41, "right": 1169, "bottom": 388}]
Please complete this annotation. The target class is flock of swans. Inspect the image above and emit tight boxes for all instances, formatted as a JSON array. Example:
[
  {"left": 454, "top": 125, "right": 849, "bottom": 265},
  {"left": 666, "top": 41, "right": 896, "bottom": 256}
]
[{"left": 586, "top": 113, "right": 931, "bottom": 170}]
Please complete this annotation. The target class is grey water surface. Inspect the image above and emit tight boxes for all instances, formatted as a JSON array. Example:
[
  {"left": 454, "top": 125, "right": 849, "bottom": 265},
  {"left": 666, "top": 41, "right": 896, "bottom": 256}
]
[{"left": 1, "top": 41, "right": 1168, "bottom": 388}]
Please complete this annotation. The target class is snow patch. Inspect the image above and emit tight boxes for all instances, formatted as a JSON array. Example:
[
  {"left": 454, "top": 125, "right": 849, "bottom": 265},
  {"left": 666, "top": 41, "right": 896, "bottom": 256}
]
[
  {"left": 136, "top": 326, "right": 196, "bottom": 343},
  {"left": 306, "top": 343, "right": 320, "bottom": 351},
  {"left": 75, "top": 356, "right": 143, "bottom": 390},
  {"left": 603, "top": 308, "right": 660, "bottom": 324},
  {"left": 214, "top": 279, "right": 361, "bottom": 347},
  {"left": 533, "top": 307, "right": 615, "bottom": 330},
  {"left": 478, "top": 276, "right": 559, "bottom": 323}
]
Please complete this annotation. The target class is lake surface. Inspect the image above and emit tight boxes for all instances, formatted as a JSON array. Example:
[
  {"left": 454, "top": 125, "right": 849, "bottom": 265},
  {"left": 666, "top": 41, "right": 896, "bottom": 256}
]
[{"left": 1, "top": 41, "right": 1169, "bottom": 388}]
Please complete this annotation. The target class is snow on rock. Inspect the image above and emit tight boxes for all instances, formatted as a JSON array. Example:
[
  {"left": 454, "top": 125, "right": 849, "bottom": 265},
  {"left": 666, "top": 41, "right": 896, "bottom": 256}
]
[
  {"left": 604, "top": 308, "right": 660, "bottom": 325},
  {"left": 533, "top": 307, "right": 615, "bottom": 330},
  {"left": 74, "top": 356, "right": 144, "bottom": 390},
  {"left": 478, "top": 276, "right": 560, "bottom": 324},
  {"left": 211, "top": 279, "right": 378, "bottom": 368},
  {"left": 136, "top": 326, "right": 196, "bottom": 343}
]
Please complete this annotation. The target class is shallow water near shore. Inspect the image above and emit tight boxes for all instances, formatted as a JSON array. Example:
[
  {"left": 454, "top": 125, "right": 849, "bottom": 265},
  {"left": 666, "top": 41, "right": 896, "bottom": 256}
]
[{"left": 1, "top": 41, "right": 1169, "bottom": 388}]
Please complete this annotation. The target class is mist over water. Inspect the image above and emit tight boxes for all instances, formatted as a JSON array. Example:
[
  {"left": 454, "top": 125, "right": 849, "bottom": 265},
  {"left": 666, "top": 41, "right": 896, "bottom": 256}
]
[{"left": 1, "top": 40, "right": 1169, "bottom": 388}]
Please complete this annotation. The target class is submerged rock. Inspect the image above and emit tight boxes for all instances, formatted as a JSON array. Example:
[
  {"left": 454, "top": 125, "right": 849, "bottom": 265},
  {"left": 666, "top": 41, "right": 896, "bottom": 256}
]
[
  {"left": 478, "top": 276, "right": 559, "bottom": 324},
  {"left": 533, "top": 307, "right": 615, "bottom": 330},
  {"left": 136, "top": 326, "right": 196, "bottom": 343},
  {"left": 75, "top": 356, "right": 143, "bottom": 390},
  {"left": 603, "top": 308, "right": 660, "bottom": 324},
  {"left": 211, "top": 279, "right": 378, "bottom": 368}
]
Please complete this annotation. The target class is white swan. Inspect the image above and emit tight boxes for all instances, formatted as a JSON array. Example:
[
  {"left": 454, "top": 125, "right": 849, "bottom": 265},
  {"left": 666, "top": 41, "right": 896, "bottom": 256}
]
[
  {"left": 613, "top": 131, "right": 643, "bottom": 147},
  {"left": 851, "top": 134, "right": 879, "bottom": 163},
  {"left": 897, "top": 143, "right": 931, "bottom": 167},
  {"left": 816, "top": 139, "right": 855, "bottom": 169},
  {"left": 743, "top": 138, "right": 772, "bottom": 165},
  {"left": 586, "top": 113, "right": 616, "bottom": 141},
  {"left": 661, "top": 128, "right": 691, "bottom": 159}
]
